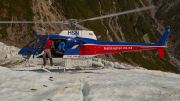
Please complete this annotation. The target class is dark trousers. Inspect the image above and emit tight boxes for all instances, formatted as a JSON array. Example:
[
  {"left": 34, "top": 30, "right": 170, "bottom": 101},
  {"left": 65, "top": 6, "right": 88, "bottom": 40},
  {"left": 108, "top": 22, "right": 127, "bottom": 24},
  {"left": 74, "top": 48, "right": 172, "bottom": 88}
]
[{"left": 53, "top": 49, "right": 64, "bottom": 57}]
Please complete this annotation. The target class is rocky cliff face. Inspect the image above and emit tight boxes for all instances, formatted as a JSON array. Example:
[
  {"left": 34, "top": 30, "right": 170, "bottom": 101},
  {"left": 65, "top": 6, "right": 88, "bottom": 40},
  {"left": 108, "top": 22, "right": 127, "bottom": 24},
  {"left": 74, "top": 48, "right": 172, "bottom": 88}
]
[
  {"left": 144, "top": 0, "right": 180, "bottom": 69},
  {"left": 155, "top": 0, "right": 180, "bottom": 69},
  {"left": 0, "top": 0, "right": 179, "bottom": 72},
  {"left": 0, "top": 0, "right": 68, "bottom": 47},
  {"left": 32, "top": 0, "right": 68, "bottom": 35}
]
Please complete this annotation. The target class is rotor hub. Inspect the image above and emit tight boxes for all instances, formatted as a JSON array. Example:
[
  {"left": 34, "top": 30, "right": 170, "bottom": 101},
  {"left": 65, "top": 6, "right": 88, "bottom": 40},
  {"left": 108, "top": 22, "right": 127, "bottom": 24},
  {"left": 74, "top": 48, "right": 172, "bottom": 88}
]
[{"left": 68, "top": 19, "right": 78, "bottom": 30}]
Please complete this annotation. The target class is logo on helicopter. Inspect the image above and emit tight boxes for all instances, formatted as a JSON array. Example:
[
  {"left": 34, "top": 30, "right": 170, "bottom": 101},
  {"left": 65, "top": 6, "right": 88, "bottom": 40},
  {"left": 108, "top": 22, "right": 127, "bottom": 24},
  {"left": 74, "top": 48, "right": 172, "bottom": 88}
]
[{"left": 68, "top": 31, "right": 79, "bottom": 35}]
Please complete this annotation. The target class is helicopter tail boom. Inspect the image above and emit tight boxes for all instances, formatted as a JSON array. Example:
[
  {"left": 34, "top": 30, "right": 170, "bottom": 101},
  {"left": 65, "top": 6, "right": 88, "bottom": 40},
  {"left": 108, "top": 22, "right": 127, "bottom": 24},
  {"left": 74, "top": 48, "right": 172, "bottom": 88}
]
[{"left": 79, "top": 27, "right": 171, "bottom": 58}]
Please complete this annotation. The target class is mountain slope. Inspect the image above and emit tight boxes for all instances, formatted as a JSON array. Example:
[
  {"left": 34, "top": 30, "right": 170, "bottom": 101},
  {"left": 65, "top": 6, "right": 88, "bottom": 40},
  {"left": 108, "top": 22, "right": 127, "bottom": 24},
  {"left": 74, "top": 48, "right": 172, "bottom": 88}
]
[
  {"left": 0, "top": 0, "right": 68, "bottom": 47},
  {"left": 155, "top": 0, "right": 180, "bottom": 68}
]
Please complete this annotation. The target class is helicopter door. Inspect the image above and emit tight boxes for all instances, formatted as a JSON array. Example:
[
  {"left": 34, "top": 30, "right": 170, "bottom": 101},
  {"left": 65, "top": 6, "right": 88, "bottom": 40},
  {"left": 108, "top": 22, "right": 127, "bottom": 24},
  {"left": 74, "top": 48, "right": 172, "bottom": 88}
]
[
  {"left": 64, "top": 39, "right": 81, "bottom": 58},
  {"left": 32, "top": 35, "right": 48, "bottom": 58}
]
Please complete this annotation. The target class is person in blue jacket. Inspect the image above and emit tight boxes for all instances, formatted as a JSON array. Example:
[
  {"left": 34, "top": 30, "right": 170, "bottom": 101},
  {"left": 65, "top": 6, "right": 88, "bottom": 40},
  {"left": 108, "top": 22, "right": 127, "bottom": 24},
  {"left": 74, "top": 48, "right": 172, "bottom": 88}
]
[
  {"left": 58, "top": 40, "right": 65, "bottom": 52},
  {"left": 53, "top": 40, "right": 66, "bottom": 57}
]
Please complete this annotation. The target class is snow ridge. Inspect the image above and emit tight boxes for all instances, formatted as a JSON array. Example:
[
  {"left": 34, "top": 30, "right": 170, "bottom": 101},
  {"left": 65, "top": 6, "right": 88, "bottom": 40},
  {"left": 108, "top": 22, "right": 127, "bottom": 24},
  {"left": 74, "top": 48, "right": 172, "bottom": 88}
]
[{"left": 0, "top": 42, "right": 20, "bottom": 60}]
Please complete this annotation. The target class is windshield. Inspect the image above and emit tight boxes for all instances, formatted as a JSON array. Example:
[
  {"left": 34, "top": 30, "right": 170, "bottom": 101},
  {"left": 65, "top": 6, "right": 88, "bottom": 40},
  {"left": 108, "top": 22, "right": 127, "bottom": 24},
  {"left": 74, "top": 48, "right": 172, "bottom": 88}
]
[
  {"left": 67, "top": 39, "right": 79, "bottom": 49},
  {"left": 24, "top": 37, "right": 42, "bottom": 50}
]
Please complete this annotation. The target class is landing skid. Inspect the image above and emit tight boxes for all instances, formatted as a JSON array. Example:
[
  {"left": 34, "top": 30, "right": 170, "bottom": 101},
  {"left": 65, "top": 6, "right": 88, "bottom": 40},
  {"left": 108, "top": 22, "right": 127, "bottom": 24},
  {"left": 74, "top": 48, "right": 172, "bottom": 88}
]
[
  {"left": 41, "top": 65, "right": 67, "bottom": 73},
  {"left": 29, "top": 58, "right": 93, "bottom": 73},
  {"left": 31, "top": 58, "right": 92, "bottom": 67},
  {"left": 41, "top": 66, "right": 52, "bottom": 73},
  {"left": 41, "top": 65, "right": 92, "bottom": 73}
]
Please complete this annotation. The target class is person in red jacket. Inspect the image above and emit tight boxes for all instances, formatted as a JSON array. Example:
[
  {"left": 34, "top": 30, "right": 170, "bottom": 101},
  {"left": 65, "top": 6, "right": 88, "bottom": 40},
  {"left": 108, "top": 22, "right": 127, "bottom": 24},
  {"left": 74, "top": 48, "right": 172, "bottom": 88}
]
[{"left": 43, "top": 37, "right": 53, "bottom": 66}]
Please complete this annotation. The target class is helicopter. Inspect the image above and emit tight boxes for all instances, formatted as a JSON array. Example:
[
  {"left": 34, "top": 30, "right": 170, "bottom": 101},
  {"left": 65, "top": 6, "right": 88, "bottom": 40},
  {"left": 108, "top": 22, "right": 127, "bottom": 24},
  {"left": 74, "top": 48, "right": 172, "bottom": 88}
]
[{"left": 0, "top": 6, "right": 170, "bottom": 67}]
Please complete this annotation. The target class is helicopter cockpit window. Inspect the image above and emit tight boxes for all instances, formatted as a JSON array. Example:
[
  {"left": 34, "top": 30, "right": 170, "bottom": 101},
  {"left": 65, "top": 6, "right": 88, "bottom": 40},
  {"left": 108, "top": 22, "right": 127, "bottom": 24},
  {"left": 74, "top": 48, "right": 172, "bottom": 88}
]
[
  {"left": 38, "top": 36, "right": 48, "bottom": 48},
  {"left": 24, "top": 37, "right": 42, "bottom": 50},
  {"left": 67, "top": 39, "right": 79, "bottom": 50},
  {"left": 35, "top": 36, "right": 48, "bottom": 55}
]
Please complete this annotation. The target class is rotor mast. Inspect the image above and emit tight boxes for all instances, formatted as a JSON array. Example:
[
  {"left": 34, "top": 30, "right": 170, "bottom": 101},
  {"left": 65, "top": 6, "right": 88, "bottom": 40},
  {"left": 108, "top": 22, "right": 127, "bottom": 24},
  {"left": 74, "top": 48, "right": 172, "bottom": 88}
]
[{"left": 68, "top": 19, "right": 77, "bottom": 30}]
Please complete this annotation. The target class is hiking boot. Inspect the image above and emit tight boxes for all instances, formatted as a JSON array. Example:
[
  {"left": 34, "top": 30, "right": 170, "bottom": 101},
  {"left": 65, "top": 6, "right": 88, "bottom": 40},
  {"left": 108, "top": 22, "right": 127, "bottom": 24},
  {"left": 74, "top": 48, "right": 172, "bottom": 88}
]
[
  {"left": 43, "top": 58, "right": 46, "bottom": 66},
  {"left": 50, "top": 58, "right": 53, "bottom": 66}
]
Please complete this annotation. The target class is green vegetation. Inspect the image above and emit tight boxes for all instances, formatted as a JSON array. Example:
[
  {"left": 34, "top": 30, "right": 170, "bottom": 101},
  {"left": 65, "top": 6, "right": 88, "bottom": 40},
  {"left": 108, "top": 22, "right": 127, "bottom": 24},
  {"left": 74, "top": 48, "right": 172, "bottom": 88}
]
[
  {"left": 0, "top": 0, "right": 35, "bottom": 47},
  {"left": 0, "top": 0, "right": 34, "bottom": 21},
  {"left": 156, "top": 1, "right": 180, "bottom": 64},
  {"left": 53, "top": 0, "right": 100, "bottom": 19},
  {"left": 113, "top": 50, "right": 179, "bottom": 73},
  {"left": 0, "top": 25, "right": 8, "bottom": 39},
  {"left": 0, "top": 0, "right": 34, "bottom": 41},
  {"left": 134, "top": 0, "right": 143, "bottom": 7},
  {"left": 155, "top": 0, "right": 163, "bottom": 7},
  {"left": 112, "top": 53, "right": 132, "bottom": 64},
  {"left": 103, "top": 19, "right": 117, "bottom": 42},
  {"left": 117, "top": 30, "right": 122, "bottom": 40}
]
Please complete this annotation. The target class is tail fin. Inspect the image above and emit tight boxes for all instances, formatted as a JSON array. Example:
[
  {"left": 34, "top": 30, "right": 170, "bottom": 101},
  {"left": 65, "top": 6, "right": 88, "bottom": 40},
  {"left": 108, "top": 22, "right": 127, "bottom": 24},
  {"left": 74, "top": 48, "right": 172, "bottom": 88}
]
[
  {"left": 158, "top": 27, "right": 171, "bottom": 46},
  {"left": 157, "top": 27, "right": 171, "bottom": 58},
  {"left": 157, "top": 48, "right": 164, "bottom": 58}
]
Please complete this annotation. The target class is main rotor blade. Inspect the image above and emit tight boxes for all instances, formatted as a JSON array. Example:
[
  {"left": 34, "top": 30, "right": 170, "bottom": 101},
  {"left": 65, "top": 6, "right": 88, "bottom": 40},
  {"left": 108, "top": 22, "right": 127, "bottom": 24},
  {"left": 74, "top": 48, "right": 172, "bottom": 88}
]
[
  {"left": 76, "top": 24, "right": 90, "bottom": 31},
  {"left": 80, "top": 6, "right": 156, "bottom": 22},
  {"left": 0, "top": 21, "right": 69, "bottom": 24}
]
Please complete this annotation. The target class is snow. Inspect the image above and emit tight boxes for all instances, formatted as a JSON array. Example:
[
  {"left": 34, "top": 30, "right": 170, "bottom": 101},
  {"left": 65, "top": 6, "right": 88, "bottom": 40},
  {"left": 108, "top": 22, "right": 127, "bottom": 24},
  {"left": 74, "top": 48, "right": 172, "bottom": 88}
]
[
  {"left": 0, "top": 42, "right": 20, "bottom": 60},
  {"left": 1, "top": 66, "right": 180, "bottom": 101},
  {"left": 0, "top": 42, "right": 28, "bottom": 68},
  {"left": 1, "top": 42, "right": 180, "bottom": 101}
]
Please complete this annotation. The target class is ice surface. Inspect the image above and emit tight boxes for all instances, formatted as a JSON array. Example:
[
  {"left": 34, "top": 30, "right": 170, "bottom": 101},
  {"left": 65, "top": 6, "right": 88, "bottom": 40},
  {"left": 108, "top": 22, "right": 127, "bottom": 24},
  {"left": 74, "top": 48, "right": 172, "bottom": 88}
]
[{"left": 1, "top": 66, "right": 180, "bottom": 101}]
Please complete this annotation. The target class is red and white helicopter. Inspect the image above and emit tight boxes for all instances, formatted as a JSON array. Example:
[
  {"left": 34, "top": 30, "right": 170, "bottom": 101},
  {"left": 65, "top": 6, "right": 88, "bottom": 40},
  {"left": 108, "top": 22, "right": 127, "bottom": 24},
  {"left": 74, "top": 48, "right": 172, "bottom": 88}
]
[{"left": 0, "top": 6, "right": 170, "bottom": 67}]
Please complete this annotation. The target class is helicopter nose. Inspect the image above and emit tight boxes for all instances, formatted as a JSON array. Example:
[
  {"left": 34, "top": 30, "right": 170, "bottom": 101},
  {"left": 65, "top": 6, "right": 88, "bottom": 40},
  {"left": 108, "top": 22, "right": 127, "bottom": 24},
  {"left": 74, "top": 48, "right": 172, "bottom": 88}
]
[
  {"left": 18, "top": 49, "right": 32, "bottom": 60},
  {"left": 21, "top": 52, "right": 32, "bottom": 60}
]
